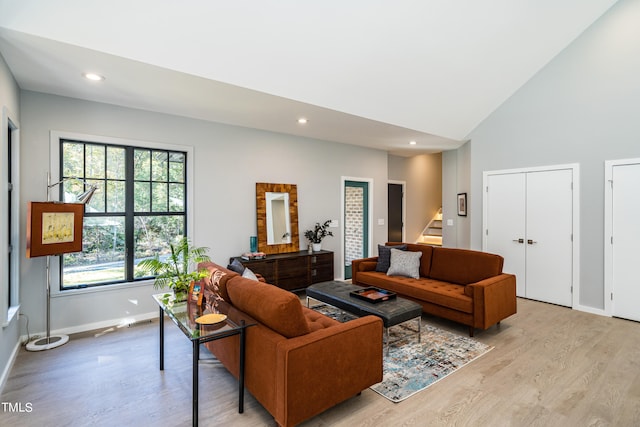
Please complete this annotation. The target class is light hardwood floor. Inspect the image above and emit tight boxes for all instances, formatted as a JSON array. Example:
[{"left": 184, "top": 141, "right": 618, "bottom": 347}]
[{"left": 2, "top": 297, "right": 640, "bottom": 427}]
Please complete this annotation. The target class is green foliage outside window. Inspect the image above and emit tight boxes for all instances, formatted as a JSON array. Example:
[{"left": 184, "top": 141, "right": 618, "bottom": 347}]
[{"left": 60, "top": 140, "right": 187, "bottom": 288}]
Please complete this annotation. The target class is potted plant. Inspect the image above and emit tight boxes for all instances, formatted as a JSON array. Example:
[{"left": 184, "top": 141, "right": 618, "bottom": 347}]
[
  {"left": 138, "top": 236, "right": 211, "bottom": 302},
  {"left": 304, "top": 220, "right": 333, "bottom": 252}
]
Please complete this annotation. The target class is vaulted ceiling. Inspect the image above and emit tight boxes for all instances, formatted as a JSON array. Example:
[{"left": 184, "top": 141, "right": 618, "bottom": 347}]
[{"left": 0, "top": 0, "right": 618, "bottom": 156}]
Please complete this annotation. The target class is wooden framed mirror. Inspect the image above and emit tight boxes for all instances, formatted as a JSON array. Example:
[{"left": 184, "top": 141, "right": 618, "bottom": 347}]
[{"left": 256, "top": 183, "right": 299, "bottom": 254}]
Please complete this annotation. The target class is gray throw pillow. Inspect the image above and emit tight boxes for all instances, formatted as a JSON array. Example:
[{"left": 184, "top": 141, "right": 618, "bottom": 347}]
[
  {"left": 227, "top": 258, "right": 246, "bottom": 275},
  {"left": 242, "top": 267, "right": 259, "bottom": 281},
  {"left": 387, "top": 248, "right": 422, "bottom": 279},
  {"left": 376, "top": 244, "right": 407, "bottom": 272}
]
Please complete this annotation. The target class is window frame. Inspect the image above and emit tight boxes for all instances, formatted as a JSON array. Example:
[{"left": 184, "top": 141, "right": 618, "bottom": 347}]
[
  {"left": 49, "top": 131, "right": 195, "bottom": 297},
  {"left": 1, "top": 106, "right": 20, "bottom": 326}
]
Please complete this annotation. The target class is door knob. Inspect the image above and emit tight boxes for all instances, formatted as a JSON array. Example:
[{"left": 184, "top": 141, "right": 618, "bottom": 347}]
[
  {"left": 527, "top": 239, "right": 537, "bottom": 245},
  {"left": 512, "top": 238, "right": 524, "bottom": 243}
]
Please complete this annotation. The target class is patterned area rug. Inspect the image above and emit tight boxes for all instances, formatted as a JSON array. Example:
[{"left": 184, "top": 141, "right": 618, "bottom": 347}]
[{"left": 311, "top": 304, "right": 493, "bottom": 402}]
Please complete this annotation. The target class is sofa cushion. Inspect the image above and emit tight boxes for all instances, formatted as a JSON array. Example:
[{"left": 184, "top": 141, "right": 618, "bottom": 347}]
[
  {"left": 303, "top": 306, "right": 340, "bottom": 332},
  {"left": 227, "top": 278, "right": 311, "bottom": 338},
  {"left": 356, "top": 272, "right": 473, "bottom": 313},
  {"left": 387, "top": 249, "right": 422, "bottom": 279},
  {"left": 376, "top": 244, "right": 407, "bottom": 272},
  {"left": 429, "top": 247, "right": 504, "bottom": 285}
]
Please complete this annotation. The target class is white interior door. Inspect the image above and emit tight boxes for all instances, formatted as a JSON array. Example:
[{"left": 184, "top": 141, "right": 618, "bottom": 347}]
[
  {"left": 525, "top": 169, "right": 573, "bottom": 307},
  {"left": 486, "top": 173, "right": 526, "bottom": 296},
  {"left": 611, "top": 163, "right": 640, "bottom": 321}
]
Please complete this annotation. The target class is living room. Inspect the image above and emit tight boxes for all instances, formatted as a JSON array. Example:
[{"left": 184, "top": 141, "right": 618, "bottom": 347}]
[{"left": 2, "top": 1, "right": 640, "bottom": 426}]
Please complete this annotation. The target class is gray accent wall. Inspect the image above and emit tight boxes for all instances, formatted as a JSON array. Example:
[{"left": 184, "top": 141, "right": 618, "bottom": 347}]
[
  {"left": 16, "top": 90, "right": 389, "bottom": 346},
  {"left": 0, "top": 52, "right": 20, "bottom": 391},
  {"left": 458, "top": 0, "right": 640, "bottom": 311}
]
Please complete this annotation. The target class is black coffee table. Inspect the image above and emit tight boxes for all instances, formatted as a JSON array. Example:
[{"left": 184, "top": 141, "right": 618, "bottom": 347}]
[{"left": 306, "top": 281, "right": 422, "bottom": 354}]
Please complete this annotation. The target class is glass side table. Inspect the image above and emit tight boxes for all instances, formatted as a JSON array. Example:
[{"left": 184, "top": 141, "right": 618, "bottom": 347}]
[{"left": 153, "top": 294, "right": 255, "bottom": 427}]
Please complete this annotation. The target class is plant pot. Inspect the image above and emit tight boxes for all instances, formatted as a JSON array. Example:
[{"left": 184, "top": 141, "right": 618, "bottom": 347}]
[
  {"left": 173, "top": 290, "right": 188, "bottom": 302},
  {"left": 312, "top": 243, "right": 322, "bottom": 252}
]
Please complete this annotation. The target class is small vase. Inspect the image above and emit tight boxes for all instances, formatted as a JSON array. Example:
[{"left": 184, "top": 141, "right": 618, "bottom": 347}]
[{"left": 312, "top": 243, "right": 322, "bottom": 252}]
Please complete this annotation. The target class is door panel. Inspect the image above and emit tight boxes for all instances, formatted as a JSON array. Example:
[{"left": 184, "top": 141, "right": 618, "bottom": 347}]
[
  {"left": 388, "top": 183, "right": 403, "bottom": 242},
  {"left": 612, "top": 163, "right": 640, "bottom": 321},
  {"left": 486, "top": 173, "right": 526, "bottom": 296},
  {"left": 525, "top": 170, "right": 573, "bottom": 306}
]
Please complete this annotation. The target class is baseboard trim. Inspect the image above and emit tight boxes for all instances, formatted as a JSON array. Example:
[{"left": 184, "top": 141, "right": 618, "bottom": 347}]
[
  {"left": 573, "top": 304, "right": 607, "bottom": 317},
  {"left": 20, "top": 311, "right": 158, "bottom": 344}
]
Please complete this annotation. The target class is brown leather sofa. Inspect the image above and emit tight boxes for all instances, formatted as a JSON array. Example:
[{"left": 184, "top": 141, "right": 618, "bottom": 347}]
[
  {"left": 351, "top": 243, "right": 516, "bottom": 336},
  {"left": 198, "top": 262, "right": 383, "bottom": 427}
]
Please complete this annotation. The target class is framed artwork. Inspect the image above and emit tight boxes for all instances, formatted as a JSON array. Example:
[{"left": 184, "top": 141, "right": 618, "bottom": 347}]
[
  {"left": 457, "top": 193, "right": 467, "bottom": 217},
  {"left": 26, "top": 202, "right": 84, "bottom": 258}
]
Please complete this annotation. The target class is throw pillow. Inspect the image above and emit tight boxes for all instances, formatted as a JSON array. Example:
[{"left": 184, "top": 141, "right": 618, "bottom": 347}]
[
  {"left": 242, "top": 267, "right": 258, "bottom": 281},
  {"left": 376, "top": 244, "right": 407, "bottom": 272},
  {"left": 227, "top": 258, "right": 246, "bottom": 275},
  {"left": 203, "top": 268, "right": 227, "bottom": 313},
  {"left": 387, "top": 248, "right": 422, "bottom": 279}
]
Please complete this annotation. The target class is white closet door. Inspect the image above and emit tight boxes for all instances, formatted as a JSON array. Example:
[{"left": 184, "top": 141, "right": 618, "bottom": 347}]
[
  {"left": 612, "top": 163, "right": 640, "bottom": 321},
  {"left": 486, "top": 173, "right": 526, "bottom": 296},
  {"left": 525, "top": 169, "right": 573, "bottom": 307}
]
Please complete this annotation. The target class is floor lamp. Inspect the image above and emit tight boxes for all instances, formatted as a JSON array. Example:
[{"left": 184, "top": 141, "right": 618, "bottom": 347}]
[{"left": 25, "top": 175, "right": 97, "bottom": 351}]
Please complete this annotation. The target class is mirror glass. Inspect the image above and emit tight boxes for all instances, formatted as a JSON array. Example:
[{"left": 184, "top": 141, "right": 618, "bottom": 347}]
[
  {"left": 266, "top": 192, "right": 291, "bottom": 244},
  {"left": 256, "top": 183, "right": 299, "bottom": 254}
]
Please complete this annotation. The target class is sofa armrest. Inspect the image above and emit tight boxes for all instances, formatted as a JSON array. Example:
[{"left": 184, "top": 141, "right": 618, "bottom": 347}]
[
  {"left": 351, "top": 257, "right": 379, "bottom": 285},
  {"left": 467, "top": 273, "right": 517, "bottom": 329},
  {"left": 274, "top": 315, "right": 383, "bottom": 427}
]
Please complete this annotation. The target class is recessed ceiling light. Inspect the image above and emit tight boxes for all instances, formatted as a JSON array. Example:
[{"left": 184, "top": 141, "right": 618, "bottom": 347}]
[
  {"left": 297, "top": 118, "right": 308, "bottom": 124},
  {"left": 83, "top": 72, "right": 105, "bottom": 81},
  {"left": 409, "top": 140, "right": 417, "bottom": 145}
]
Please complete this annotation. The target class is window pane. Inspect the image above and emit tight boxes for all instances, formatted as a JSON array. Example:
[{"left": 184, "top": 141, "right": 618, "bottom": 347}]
[
  {"left": 169, "top": 152, "right": 185, "bottom": 183},
  {"left": 107, "top": 147, "right": 125, "bottom": 179},
  {"left": 62, "top": 180, "right": 84, "bottom": 203},
  {"left": 134, "top": 149, "right": 150, "bottom": 181},
  {"left": 152, "top": 182, "right": 168, "bottom": 212},
  {"left": 169, "top": 183, "right": 184, "bottom": 212},
  {"left": 62, "top": 216, "right": 126, "bottom": 287},
  {"left": 134, "top": 182, "right": 150, "bottom": 212},
  {"left": 62, "top": 142, "right": 84, "bottom": 177},
  {"left": 107, "top": 181, "right": 125, "bottom": 212},
  {"left": 133, "top": 215, "right": 185, "bottom": 278},
  {"left": 152, "top": 151, "right": 168, "bottom": 181},
  {"left": 86, "top": 180, "right": 105, "bottom": 213},
  {"left": 86, "top": 144, "right": 105, "bottom": 179}
]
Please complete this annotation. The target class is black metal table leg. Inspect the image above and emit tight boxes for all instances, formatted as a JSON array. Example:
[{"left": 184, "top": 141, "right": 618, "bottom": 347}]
[
  {"left": 239, "top": 320, "right": 246, "bottom": 413},
  {"left": 159, "top": 307, "right": 164, "bottom": 371},
  {"left": 193, "top": 339, "right": 199, "bottom": 427}
]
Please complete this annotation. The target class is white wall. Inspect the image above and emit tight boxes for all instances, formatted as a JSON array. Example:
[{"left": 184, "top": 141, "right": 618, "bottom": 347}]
[
  {"left": 0, "top": 52, "right": 20, "bottom": 390},
  {"left": 457, "top": 0, "right": 640, "bottom": 311},
  {"left": 19, "top": 91, "right": 389, "bottom": 337},
  {"left": 388, "top": 153, "right": 442, "bottom": 244}
]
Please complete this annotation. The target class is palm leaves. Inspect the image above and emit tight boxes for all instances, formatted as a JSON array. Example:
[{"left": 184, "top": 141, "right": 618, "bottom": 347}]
[{"left": 138, "top": 236, "right": 210, "bottom": 294}]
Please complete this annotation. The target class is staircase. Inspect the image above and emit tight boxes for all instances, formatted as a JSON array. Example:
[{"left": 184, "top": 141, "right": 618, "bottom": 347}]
[{"left": 418, "top": 208, "right": 443, "bottom": 246}]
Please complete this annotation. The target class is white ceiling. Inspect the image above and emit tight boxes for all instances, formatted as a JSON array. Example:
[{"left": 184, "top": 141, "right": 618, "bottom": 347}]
[{"left": 0, "top": 0, "right": 618, "bottom": 156}]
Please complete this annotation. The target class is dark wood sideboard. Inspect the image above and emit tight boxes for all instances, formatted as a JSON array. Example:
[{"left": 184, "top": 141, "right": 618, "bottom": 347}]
[{"left": 232, "top": 250, "right": 334, "bottom": 291}]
